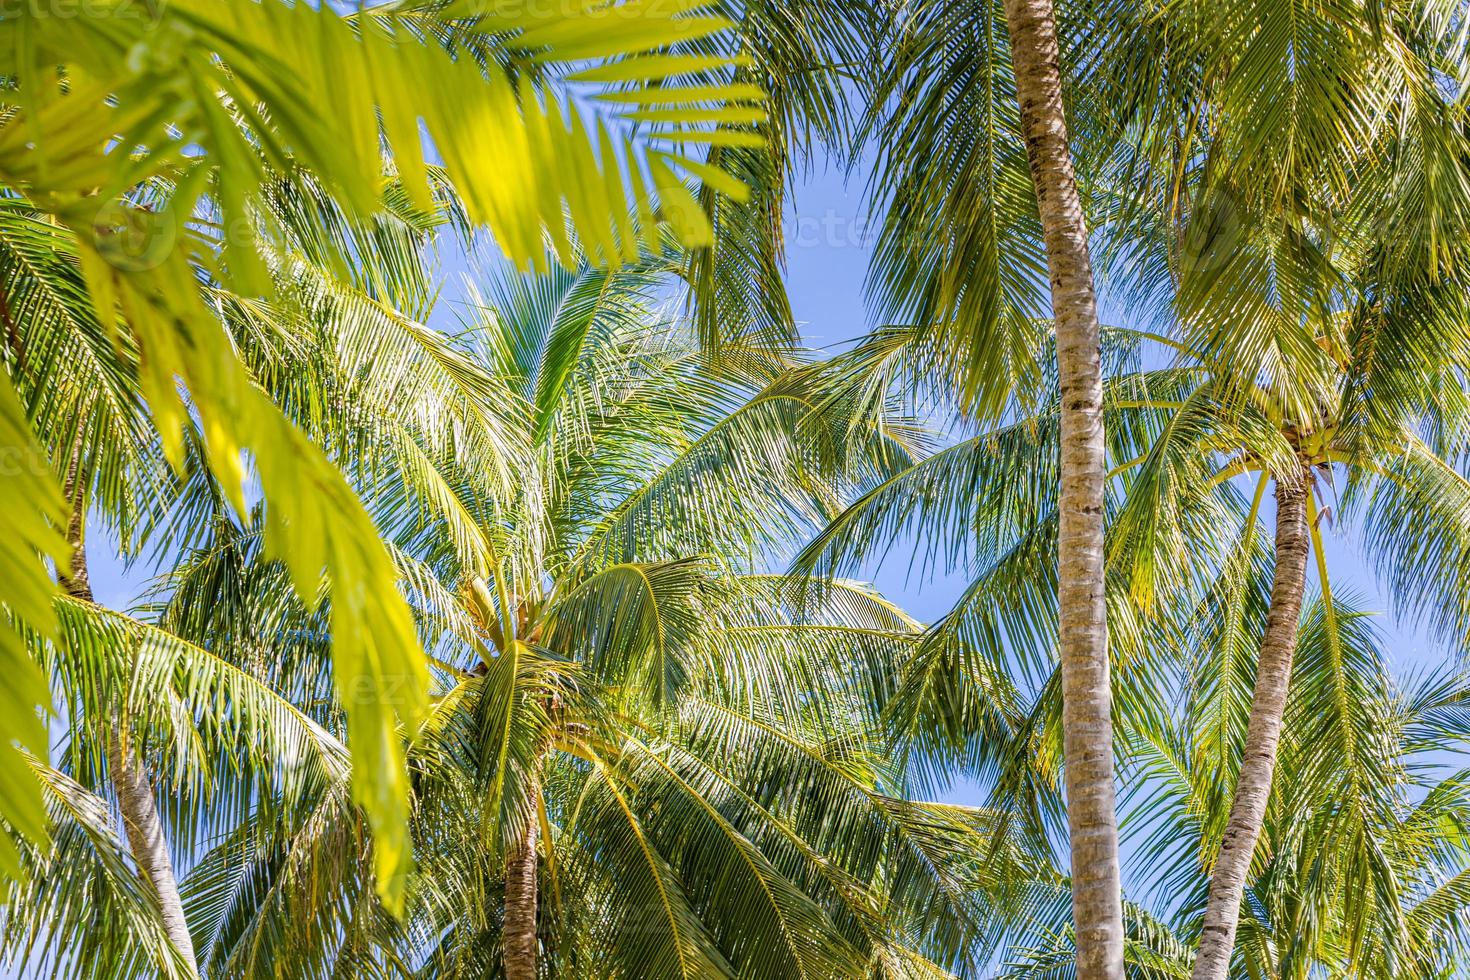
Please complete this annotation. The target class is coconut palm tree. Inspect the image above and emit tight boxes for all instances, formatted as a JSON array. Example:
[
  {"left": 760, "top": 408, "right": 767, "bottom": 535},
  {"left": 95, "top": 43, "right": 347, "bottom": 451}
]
[
  {"left": 853, "top": 0, "right": 1470, "bottom": 970},
  {"left": 799, "top": 303, "right": 1470, "bottom": 972},
  {"left": 0, "top": 0, "right": 771, "bottom": 884},
  {"left": 0, "top": 165, "right": 534, "bottom": 970},
  {"left": 995, "top": 3, "right": 1124, "bottom": 971},
  {"left": 0, "top": 193, "right": 373, "bottom": 967},
  {"left": 1110, "top": 300, "right": 1470, "bottom": 980},
  {"left": 1, "top": 559, "right": 353, "bottom": 980},
  {"left": 853, "top": 0, "right": 1146, "bottom": 961},
  {"left": 1081, "top": 0, "right": 1470, "bottom": 964},
  {"left": 1000, "top": 597, "right": 1470, "bottom": 979},
  {"left": 134, "top": 253, "right": 1046, "bottom": 978}
]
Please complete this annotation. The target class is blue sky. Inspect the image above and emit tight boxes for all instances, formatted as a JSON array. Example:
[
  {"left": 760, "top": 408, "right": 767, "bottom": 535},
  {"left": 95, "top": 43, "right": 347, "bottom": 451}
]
[
  {"left": 76, "top": 157, "right": 1450, "bottom": 662},
  {"left": 775, "top": 157, "right": 1466, "bottom": 911},
  {"left": 776, "top": 162, "right": 976, "bottom": 625},
  {"left": 778, "top": 159, "right": 1451, "bottom": 666},
  {"left": 14, "top": 153, "right": 1465, "bottom": 979}
]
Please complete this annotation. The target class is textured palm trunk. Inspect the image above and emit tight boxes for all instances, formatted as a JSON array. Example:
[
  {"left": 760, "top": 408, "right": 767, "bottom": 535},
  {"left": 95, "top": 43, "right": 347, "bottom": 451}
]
[
  {"left": 502, "top": 776, "right": 541, "bottom": 980},
  {"left": 1191, "top": 474, "right": 1310, "bottom": 980},
  {"left": 999, "top": 0, "right": 1123, "bottom": 976},
  {"left": 60, "top": 503, "right": 198, "bottom": 972},
  {"left": 107, "top": 728, "right": 198, "bottom": 972}
]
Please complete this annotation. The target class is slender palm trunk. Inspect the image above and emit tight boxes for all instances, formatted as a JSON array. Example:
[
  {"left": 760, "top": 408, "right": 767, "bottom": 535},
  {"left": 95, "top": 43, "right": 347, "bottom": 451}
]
[
  {"left": 59, "top": 501, "right": 198, "bottom": 972},
  {"left": 999, "top": 0, "right": 1123, "bottom": 975},
  {"left": 502, "top": 775, "right": 541, "bottom": 980},
  {"left": 107, "top": 727, "right": 198, "bottom": 971},
  {"left": 1191, "top": 473, "right": 1310, "bottom": 980}
]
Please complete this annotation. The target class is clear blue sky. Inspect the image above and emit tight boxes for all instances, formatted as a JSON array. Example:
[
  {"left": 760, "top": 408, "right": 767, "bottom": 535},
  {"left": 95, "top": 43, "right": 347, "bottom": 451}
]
[
  {"left": 79, "top": 159, "right": 1448, "bottom": 660},
  {"left": 13, "top": 155, "right": 1461, "bottom": 980},
  {"left": 776, "top": 157, "right": 1464, "bottom": 913},
  {"left": 778, "top": 159, "right": 1449, "bottom": 664}
]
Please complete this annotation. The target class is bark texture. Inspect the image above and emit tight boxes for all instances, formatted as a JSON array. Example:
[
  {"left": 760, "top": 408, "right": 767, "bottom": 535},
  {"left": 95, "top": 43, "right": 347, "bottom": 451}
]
[
  {"left": 107, "top": 729, "right": 198, "bottom": 971},
  {"left": 998, "top": 0, "right": 1123, "bottom": 976},
  {"left": 502, "top": 779, "right": 541, "bottom": 980},
  {"left": 1191, "top": 474, "right": 1311, "bottom": 980},
  {"left": 60, "top": 502, "right": 198, "bottom": 973}
]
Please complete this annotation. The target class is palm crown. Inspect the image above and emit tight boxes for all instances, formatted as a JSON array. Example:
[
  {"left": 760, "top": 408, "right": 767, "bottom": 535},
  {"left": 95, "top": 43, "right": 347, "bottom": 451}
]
[
  {"left": 2, "top": 0, "right": 1470, "bottom": 975},
  {"left": 137, "top": 254, "right": 1038, "bottom": 977}
]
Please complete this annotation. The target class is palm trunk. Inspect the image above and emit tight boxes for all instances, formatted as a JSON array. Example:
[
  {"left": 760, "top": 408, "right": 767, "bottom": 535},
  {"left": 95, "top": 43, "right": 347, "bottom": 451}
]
[
  {"left": 60, "top": 501, "right": 198, "bottom": 972},
  {"left": 1191, "top": 474, "right": 1310, "bottom": 980},
  {"left": 502, "top": 776, "right": 541, "bottom": 980},
  {"left": 107, "top": 729, "right": 198, "bottom": 971},
  {"left": 999, "top": 1, "right": 1123, "bottom": 976}
]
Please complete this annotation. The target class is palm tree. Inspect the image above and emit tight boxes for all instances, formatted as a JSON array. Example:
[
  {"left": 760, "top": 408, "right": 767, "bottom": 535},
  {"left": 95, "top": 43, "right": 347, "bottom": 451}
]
[
  {"left": 1081, "top": 0, "right": 1470, "bottom": 965},
  {"left": 1002, "top": 597, "right": 1470, "bottom": 979},
  {"left": 801, "top": 306, "right": 1470, "bottom": 972},
  {"left": 856, "top": 0, "right": 1128, "bottom": 962},
  {"left": 0, "top": 0, "right": 770, "bottom": 885},
  {"left": 995, "top": 2, "right": 1124, "bottom": 973},
  {"left": 0, "top": 192, "right": 204, "bottom": 966},
  {"left": 143, "top": 254, "right": 1040, "bottom": 977},
  {"left": 794, "top": 328, "right": 1212, "bottom": 978},
  {"left": 0, "top": 166, "right": 531, "bottom": 970},
  {"left": 1112, "top": 315, "right": 1470, "bottom": 980},
  {"left": 56, "top": 513, "right": 198, "bottom": 969},
  {"left": 854, "top": 0, "right": 1470, "bottom": 970},
  {"left": 1, "top": 569, "right": 352, "bottom": 980}
]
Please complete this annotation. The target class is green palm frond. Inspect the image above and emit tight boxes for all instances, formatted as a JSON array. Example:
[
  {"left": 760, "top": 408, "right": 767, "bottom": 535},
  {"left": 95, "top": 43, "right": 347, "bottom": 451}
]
[
  {"left": 859, "top": 0, "right": 1049, "bottom": 420},
  {"left": 0, "top": 373, "right": 66, "bottom": 881},
  {"left": 994, "top": 901, "right": 1195, "bottom": 980},
  {"left": 2, "top": 761, "right": 193, "bottom": 980},
  {"left": 0, "top": 0, "right": 775, "bottom": 898}
]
